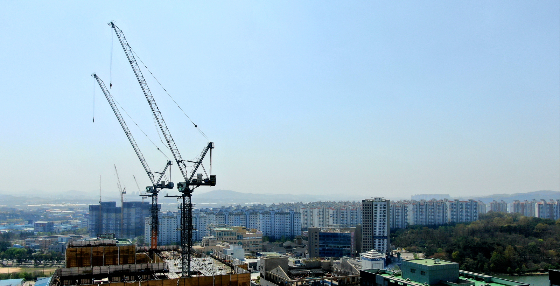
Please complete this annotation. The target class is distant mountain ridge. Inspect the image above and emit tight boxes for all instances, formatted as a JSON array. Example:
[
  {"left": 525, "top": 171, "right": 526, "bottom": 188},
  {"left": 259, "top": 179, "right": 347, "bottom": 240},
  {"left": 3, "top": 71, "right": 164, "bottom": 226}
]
[
  {"left": 0, "top": 189, "right": 557, "bottom": 207},
  {"left": 191, "top": 189, "right": 345, "bottom": 205},
  {"left": 465, "top": 190, "right": 560, "bottom": 204}
]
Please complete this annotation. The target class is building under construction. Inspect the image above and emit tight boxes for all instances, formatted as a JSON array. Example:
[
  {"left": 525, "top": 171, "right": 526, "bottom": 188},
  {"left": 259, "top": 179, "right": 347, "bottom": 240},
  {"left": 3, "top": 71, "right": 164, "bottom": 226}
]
[{"left": 50, "top": 239, "right": 250, "bottom": 286}]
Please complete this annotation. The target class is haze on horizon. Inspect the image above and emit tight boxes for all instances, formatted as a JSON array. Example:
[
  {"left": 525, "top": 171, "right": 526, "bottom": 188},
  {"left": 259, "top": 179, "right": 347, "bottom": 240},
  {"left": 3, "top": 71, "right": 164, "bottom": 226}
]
[{"left": 0, "top": 1, "right": 558, "bottom": 200}]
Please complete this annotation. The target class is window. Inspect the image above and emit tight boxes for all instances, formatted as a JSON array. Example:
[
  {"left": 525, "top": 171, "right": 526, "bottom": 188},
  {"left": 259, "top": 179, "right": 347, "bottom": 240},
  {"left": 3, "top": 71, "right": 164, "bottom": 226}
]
[
  {"left": 421, "top": 271, "right": 425, "bottom": 275},
  {"left": 410, "top": 269, "right": 416, "bottom": 273}
]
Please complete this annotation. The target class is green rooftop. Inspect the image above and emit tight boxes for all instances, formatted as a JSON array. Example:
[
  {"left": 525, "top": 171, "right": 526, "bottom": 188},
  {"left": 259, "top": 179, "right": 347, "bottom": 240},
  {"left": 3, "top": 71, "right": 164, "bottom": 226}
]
[
  {"left": 406, "top": 259, "right": 456, "bottom": 266},
  {"left": 458, "top": 276, "right": 503, "bottom": 286},
  {"left": 368, "top": 269, "right": 528, "bottom": 286}
]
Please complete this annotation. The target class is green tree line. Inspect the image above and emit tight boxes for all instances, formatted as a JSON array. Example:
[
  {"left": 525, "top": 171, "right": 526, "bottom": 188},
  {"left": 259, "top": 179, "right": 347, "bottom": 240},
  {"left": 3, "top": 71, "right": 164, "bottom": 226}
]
[{"left": 391, "top": 212, "right": 560, "bottom": 274}]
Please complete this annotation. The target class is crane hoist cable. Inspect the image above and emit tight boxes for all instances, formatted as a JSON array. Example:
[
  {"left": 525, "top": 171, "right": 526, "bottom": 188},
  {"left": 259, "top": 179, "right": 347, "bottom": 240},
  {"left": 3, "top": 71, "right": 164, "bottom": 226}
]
[
  {"left": 109, "top": 22, "right": 215, "bottom": 277},
  {"left": 130, "top": 48, "right": 209, "bottom": 140},
  {"left": 152, "top": 112, "right": 169, "bottom": 153},
  {"left": 112, "top": 95, "right": 170, "bottom": 160},
  {"left": 110, "top": 31, "right": 114, "bottom": 89},
  {"left": 93, "top": 73, "right": 174, "bottom": 251},
  {"left": 92, "top": 78, "right": 96, "bottom": 123}
]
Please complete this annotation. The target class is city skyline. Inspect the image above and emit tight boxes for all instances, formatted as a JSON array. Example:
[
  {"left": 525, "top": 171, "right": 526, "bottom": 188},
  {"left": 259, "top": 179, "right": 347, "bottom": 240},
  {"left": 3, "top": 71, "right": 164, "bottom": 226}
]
[{"left": 1, "top": 2, "right": 559, "bottom": 199}]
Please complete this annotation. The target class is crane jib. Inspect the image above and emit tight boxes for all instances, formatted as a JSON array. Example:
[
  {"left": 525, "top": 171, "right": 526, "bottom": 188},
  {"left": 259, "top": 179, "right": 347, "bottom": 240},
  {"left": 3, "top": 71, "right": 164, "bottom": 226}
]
[{"left": 107, "top": 22, "right": 216, "bottom": 277}]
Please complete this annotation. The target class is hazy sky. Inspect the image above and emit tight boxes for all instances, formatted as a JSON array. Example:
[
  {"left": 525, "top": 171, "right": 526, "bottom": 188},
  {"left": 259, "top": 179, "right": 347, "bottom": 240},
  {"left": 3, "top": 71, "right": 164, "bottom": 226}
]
[{"left": 1, "top": 1, "right": 558, "bottom": 200}]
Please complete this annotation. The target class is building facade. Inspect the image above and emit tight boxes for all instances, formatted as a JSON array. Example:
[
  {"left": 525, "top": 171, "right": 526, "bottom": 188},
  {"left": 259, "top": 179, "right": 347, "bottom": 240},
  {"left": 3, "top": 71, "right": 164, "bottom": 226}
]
[
  {"left": 89, "top": 201, "right": 152, "bottom": 239},
  {"left": 389, "top": 201, "right": 408, "bottom": 230},
  {"left": 308, "top": 227, "right": 360, "bottom": 258},
  {"left": 535, "top": 200, "right": 559, "bottom": 220},
  {"left": 362, "top": 198, "right": 389, "bottom": 254},
  {"left": 511, "top": 200, "right": 536, "bottom": 217},
  {"left": 490, "top": 200, "right": 508, "bottom": 213},
  {"left": 447, "top": 199, "right": 478, "bottom": 223}
]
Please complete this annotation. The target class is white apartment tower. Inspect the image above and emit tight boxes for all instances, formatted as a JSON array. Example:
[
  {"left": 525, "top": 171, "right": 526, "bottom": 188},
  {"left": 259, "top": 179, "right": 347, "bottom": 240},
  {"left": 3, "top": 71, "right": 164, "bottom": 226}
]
[
  {"left": 144, "top": 212, "right": 179, "bottom": 245},
  {"left": 389, "top": 201, "right": 408, "bottom": 229},
  {"left": 362, "top": 198, "right": 390, "bottom": 254}
]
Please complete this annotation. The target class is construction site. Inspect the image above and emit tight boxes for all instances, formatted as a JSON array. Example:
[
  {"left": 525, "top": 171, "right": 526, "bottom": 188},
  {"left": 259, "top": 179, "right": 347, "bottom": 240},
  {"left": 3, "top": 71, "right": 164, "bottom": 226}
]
[
  {"left": 51, "top": 239, "right": 250, "bottom": 286},
  {"left": 66, "top": 20, "right": 237, "bottom": 286}
]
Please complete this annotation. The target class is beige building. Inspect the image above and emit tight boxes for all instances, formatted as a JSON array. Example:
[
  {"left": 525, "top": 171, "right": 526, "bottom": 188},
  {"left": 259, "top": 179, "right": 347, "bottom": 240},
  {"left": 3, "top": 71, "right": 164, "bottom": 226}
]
[{"left": 211, "top": 226, "right": 263, "bottom": 253}]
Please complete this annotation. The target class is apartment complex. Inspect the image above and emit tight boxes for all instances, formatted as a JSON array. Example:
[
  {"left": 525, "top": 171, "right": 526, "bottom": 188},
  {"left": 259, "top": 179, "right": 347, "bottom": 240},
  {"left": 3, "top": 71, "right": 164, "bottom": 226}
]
[
  {"left": 300, "top": 202, "right": 362, "bottom": 229},
  {"left": 408, "top": 199, "right": 448, "bottom": 226},
  {"left": 389, "top": 199, "right": 481, "bottom": 229},
  {"left": 509, "top": 199, "right": 560, "bottom": 220},
  {"left": 447, "top": 199, "right": 479, "bottom": 223},
  {"left": 193, "top": 209, "right": 301, "bottom": 240},
  {"left": 511, "top": 200, "right": 537, "bottom": 217},
  {"left": 362, "top": 198, "right": 389, "bottom": 254}
]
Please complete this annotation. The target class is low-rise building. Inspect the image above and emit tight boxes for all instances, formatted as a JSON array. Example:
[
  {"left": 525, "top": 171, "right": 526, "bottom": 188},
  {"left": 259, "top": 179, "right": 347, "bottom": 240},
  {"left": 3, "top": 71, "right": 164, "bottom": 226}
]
[
  {"left": 360, "top": 259, "right": 529, "bottom": 286},
  {"left": 308, "top": 227, "right": 361, "bottom": 258},
  {"left": 211, "top": 226, "right": 263, "bottom": 253},
  {"left": 224, "top": 244, "right": 245, "bottom": 261},
  {"left": 259, "top": 254, "right": 360, "bottom": 286},
  {"left": 34, "top": 221, "right": 54, "bottom": 233},
  {"left": 360, "top": 249, "right": 384, "bottom": 270}
]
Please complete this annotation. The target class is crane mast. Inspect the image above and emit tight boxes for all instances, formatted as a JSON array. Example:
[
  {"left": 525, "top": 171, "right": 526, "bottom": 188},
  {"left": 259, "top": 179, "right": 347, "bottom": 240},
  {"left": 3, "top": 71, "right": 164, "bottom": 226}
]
[
  {"left": 108, "top": 22, "right": 215, "bottom": 277},
  {"left": 92, "top": 73, "right": 173, "bottom": 251}
]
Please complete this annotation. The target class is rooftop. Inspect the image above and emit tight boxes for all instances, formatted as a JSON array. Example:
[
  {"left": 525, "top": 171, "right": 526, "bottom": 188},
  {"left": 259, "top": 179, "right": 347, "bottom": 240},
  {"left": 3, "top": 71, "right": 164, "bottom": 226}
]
[
  {"left": 405, "top": 259, "right": 456, "bottom": 266},
  {"left": 367, "top": 269, "right": 529, "bottom": 286}
]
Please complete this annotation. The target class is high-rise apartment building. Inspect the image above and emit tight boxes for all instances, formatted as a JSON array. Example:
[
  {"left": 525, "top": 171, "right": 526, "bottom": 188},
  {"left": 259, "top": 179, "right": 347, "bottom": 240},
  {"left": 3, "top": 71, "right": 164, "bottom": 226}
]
[
  {"left": 535, "top": 200, "right": 559, "bottom": 219},
  {"left": 122, "top": 202, "right": 151, "bottom": 238},
  {"left": 89, "top": 201, "right": 152, "bottom": 239},
  {"left": 332, "top": 207, "right": 362, "bottom": 228},
  {"left": 490, "top": 200, "right": 508, "bottom": 213},
  {"left": 144, "top": 211, "right": 180, "bottom": 245},
  {"left": 408, "top": 200, "right": 448, "bottom": 226},
  {"left": 477, "top": 201, "right": 487, "bottom": 215},
  {"left": 389, "top": 201, "right": 408, "bottom": 230},
  {"left": 256, "top": 211, "right": 301, "bottom": 239},
  {"left": 447, "top": 199, "right": 478, "bottom": 223},
  {"left": 511, "top": 200, "right": 536, "bottom": 217},
  {"left": 300, "top": 203, "right": 363, "bottom": 229},
  {"left": 362, "top": 198, "right": 389, "bottom": 254},
  {"left": 88, "top": 202, "right": 121, "bottom": 238}
]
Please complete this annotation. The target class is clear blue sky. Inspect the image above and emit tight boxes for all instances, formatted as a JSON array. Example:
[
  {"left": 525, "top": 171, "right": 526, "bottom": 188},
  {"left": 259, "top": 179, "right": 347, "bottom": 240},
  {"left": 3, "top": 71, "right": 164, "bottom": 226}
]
[{"left": 1, "top": 1, "right": 558, "bottom": 200}]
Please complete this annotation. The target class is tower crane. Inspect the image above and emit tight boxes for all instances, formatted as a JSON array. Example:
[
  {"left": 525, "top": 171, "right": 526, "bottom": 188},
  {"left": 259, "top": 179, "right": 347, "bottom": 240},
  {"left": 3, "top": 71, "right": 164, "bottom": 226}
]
[
  {"left": 108, "top": 22, "right": 215, "bottom": 277},
  {"left": 92, "top": 73, "right": 173, "bottom": 252}
]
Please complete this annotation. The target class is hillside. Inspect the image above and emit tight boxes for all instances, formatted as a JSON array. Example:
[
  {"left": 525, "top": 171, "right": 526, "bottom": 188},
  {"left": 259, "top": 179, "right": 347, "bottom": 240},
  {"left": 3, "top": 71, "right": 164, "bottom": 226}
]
[
  {"left": 392, "top": 212, "right": 560, "bottom": 274},
  {"left": 464, "top": 190, "right": 560, "bottom": 204}
]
